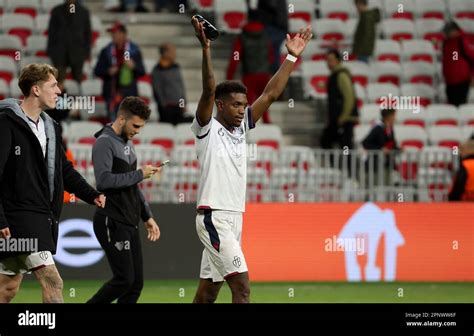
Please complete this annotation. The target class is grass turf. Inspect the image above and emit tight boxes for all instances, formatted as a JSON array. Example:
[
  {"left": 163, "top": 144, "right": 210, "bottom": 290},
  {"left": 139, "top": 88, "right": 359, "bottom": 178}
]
[{"left": 11, "top": 280, "right": 474, "bottom": 303}]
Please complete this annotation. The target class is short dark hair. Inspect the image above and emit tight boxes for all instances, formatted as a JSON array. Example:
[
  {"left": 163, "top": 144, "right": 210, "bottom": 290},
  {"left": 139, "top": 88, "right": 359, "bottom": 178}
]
[
  {"left": 18, "top": 63, "right": 58, "bottom": 97},
  {"left": 443, "top": 21, "right": 461, "bottom": 35},
  {"left": 118, "top": 96, "right": 151, "bottom": 120},
  {"left": 159, "top": 42, "right": 173, "bottom": 56},
  {"left": 355, "top": 0, "right": 368, "bottom": 5},
  {"left": 381, "top": 108, "right": 396, "bottom": 119},
  {"left": 327, "top": 48, "right": 342, "bottom": 61},
  {"left": 215, "top": 80, "right": 247, "bottom": 100}
]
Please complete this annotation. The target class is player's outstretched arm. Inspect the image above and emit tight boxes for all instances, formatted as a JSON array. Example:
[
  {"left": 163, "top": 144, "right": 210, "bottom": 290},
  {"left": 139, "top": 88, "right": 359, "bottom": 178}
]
[
  {"left": 251, "top": 26, "right": 313, "bottom": 124},
  {"left": 192, "top": 16, "right": 215, "bottom": 127}
]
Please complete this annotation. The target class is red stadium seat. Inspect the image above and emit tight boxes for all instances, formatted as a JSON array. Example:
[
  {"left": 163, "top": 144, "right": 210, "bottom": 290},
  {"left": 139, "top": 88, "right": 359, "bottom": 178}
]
[
  {"left": 288, "top": 0, "right": 315, "bottom": 24},
  {"left": 6, "top": 0, "right": 39, "bottom": 18},
  {"left": 151, "top": 139, "right": 174, "bottom": 151},
  {"left": 382, "top": 19, "right": 415, "bottom": 42},
  {"left": 257, "top": 140, "right": 279, "bottom": 150},
  {"left": 0, "top": 79, "right": 9, "bottom": 100},
  {"left": 415, "top": 0, "right": 446, "bottom": 19},
  {"left": 374, "top": 40, "right": 402, "bottom": 63},
  {"left": 248, "top": 124, "right": 282, "bottom": 150},
  {"left": 401, "top": 139, "right": 424, "bottom": 149},
  {"left": 384, "top": 0, "right": 415, "bottom": 21},
  {"left": 214, "top": 0, "right": 247, "bottom": 33},
  {"left": 395, "top": 125, "right": 428, "bottom": 149},
  {"left": 428, "top": 126, "right": 463, "bottom": 149},
  {"left": 193, "top": 0, "right": 213, "bottom": 9},
  {"left": 311, "top": 76, "right": 328, "bottom": 94},
  {"left": 13, "top": 7, "right": 37, "bottom": 18},
  {"left": 392, "top": 32, "right": 414, "bottom": 41},
  {"left": 78, "top": 137, "right": 96, "bottom": 145},
  {"left": 0, "top": 56, "right": 16, "bottom": 84}
]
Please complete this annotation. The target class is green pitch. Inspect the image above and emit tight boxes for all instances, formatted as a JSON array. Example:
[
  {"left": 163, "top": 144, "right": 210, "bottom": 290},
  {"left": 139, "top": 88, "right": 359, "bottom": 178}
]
[{"left": 11, "top": 280, "right": 474, "bottom": 303}]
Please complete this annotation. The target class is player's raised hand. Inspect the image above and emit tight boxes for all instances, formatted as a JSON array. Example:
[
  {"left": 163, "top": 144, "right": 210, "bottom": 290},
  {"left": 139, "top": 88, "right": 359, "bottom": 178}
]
[
  {"left": 145, "top": 218, "right": 160, "bottom": 242},
  {"left": 192, "top": 16, "right": 210, "bottom": 49},
  {"left": 285, "top": 25, "right": 313, "bottom": 57}
]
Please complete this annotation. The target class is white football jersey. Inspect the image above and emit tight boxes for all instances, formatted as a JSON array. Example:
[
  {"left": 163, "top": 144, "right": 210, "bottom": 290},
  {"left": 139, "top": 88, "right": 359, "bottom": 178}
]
[{"left": 191, "top": 107, "right": 255, "bottom": 212}]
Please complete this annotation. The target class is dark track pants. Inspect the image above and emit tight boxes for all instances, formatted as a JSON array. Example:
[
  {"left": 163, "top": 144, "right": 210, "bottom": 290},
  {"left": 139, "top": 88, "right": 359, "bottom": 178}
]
[{"left": 87, "top": 213, "right": 144, "bottom": 304}]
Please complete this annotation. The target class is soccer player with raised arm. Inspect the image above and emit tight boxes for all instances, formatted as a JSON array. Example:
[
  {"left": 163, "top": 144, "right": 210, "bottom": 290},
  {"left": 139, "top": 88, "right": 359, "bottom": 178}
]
[{"left": 190, "top": 17, "right": 312, "bottom": 303}]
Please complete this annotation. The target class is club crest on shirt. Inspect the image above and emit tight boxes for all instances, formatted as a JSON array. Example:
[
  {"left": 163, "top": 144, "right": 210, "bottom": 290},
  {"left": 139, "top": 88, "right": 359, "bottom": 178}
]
[
  {"left": 218, "top": 126, "right": 244, "bottom": 138},
  {"left": 233, "top": 127, "right": 244, "bottom": 137}
]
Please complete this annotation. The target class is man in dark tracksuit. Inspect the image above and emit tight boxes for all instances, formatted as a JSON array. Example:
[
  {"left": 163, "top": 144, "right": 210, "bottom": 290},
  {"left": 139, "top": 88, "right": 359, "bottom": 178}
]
[
  {"left": 0, "top": 64, "right": 105, "bottom": 303},
  {"left": 87, "top": 97, "right": 160, "bottom": 304}
]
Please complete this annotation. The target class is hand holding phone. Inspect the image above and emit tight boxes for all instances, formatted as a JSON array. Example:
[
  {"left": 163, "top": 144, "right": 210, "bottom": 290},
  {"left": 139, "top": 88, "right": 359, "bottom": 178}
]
[{"left": 142, "top": 165, "right": 160, "bottom": 179}]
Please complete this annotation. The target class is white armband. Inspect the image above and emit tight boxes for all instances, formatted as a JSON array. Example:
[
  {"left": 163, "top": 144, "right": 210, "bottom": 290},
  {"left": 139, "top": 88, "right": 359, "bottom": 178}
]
[{"left": 286, "top": 54, "right": 298, "bottom": 63}]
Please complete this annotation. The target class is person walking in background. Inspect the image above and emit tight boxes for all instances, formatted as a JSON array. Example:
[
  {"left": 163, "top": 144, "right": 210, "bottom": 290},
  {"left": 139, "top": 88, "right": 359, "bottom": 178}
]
[
  {"left": 352, "top": 0, "right": 380, "bottom": 63},
  {"left": 442, "top": 21, "right": 474, "bottom": 107},
  {"left": 321, "top": 49, "right": 359, "bottom": 150},
  {"left": 227, "top": 10, "right": 273, "bottom": 123},
  {"left": 256, "top": 0, "right": 288, "bottom": 74},
  {"left": 151, "top": 43, "right": 192, "bottom": 124},
  {"left": 47, "top": 0, "right": 92, "bottom": 85},
  {"left": 94, "top": 22, "right": 146, "bottom": 121}
]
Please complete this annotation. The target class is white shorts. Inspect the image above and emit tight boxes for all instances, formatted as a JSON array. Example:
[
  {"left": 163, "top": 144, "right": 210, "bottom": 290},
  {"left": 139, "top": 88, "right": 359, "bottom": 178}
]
[
  {"left": 0, "top": 252, "right": 55, "bottom": 275},
  {"left": 196, "top": 210, "right": 248, "bottom": 282}
]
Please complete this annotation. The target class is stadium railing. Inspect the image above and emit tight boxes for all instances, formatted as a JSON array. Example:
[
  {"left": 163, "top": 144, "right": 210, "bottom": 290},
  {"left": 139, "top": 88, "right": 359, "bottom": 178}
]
[{"left": 69, "top": 146, "right": 459, "bottom": 203}]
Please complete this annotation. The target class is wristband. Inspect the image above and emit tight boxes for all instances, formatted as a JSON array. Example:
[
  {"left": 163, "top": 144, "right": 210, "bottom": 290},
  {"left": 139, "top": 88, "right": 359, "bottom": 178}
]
[{"left": 286, "top": 54, "right": 298, "bottom": 63}]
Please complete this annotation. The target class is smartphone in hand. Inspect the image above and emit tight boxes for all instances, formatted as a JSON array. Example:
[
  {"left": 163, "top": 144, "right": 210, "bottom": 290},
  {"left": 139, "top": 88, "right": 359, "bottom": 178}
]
[{"left": 159, "top": 160, "right": 170, "bottom": 168}]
